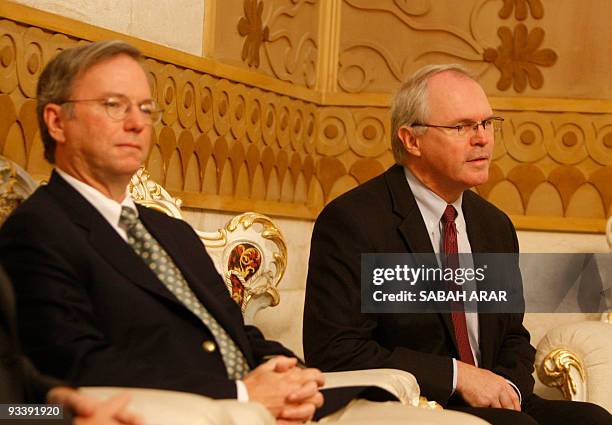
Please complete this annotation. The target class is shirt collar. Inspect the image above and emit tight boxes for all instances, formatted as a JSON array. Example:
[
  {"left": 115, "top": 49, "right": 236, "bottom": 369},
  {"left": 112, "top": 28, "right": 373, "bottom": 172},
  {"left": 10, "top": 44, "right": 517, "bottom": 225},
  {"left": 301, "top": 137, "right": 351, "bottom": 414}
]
[
  {"left": 56, "top": 168, "right": 138, "bottom": 226},
  {"left": 403, "top": 166, "right": 465, "bottom": 234}
]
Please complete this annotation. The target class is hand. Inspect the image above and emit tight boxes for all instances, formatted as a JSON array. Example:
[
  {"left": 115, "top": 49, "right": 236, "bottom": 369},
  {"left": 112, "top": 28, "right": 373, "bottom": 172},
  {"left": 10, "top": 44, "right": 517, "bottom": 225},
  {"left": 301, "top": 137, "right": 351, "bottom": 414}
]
[
  {"left": 455, "top": 362, "right": 520, "bottom": 411},
  {"left": 47, "top": 387, "right": 144, "bottom": 425},
  {"left": 243, "top": 356, "right": 324, "bottom": 423}
]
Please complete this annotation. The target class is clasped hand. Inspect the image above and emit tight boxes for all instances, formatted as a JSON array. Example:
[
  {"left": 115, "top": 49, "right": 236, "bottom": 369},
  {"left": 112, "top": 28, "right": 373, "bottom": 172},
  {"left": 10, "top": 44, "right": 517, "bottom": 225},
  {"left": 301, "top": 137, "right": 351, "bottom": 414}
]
[
  {"left": 456, "top": 361, "right": 521, "bottom": 411},
  {"left": 243, "top": 356, "right": 325, "bottom": 423}
]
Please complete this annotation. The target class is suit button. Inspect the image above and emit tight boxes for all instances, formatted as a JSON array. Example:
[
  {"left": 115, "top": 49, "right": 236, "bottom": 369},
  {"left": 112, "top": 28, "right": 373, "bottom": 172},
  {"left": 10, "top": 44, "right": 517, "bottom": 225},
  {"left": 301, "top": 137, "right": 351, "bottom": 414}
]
[{"left": 202, "top": 340, "right": 216, "bottom": 352}]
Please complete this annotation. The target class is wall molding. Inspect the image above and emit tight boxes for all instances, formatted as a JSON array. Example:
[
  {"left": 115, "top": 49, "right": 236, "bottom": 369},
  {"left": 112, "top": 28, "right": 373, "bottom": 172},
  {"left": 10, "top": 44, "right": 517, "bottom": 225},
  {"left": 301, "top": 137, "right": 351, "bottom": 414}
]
[{"left": 0, "top": 0, "right": 610, "bottom": 234}]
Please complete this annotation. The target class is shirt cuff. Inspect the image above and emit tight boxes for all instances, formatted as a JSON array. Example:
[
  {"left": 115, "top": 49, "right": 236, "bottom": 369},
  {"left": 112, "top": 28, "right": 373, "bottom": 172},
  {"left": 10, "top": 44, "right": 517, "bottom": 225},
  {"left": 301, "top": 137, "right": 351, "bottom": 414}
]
[
  {"left": 451, "top": 358, "right": 457, "bottom": 394},
  {"left": 505, "top": 379, "right": 522, "bottom": 404},
  {"left": 236, "top": 380, "right": 249, "bottom": 402}
]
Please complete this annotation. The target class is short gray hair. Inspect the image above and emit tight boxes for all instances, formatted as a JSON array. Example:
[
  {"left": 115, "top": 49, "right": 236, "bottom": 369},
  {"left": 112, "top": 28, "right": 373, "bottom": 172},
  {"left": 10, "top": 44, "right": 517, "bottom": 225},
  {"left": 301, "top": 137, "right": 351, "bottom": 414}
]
[
  {"left": 36, "top": 40, "right": 142, "bottom": 163},
  {"left": 390, "top": 64, "right": 475, "bottom": 165}
]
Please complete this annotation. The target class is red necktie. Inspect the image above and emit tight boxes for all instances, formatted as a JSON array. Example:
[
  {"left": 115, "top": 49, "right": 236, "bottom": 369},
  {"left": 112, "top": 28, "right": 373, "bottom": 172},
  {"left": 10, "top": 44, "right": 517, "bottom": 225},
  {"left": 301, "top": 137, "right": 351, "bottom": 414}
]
[{"left": 442, "top": 205, "right": 475, "bottom": 366}]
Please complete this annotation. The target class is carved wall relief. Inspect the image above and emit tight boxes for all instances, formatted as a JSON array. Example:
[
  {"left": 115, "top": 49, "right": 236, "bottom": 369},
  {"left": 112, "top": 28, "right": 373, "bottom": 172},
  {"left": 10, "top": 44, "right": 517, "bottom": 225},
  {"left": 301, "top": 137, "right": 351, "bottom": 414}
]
[
  {"left": 338, "top": 0, "right": 558, "bottom": 94},
  {"left": 233, "top": 0, "right": 319, "bottom": 88},
  {"left": 0, "top": 3, "right": 610, "bottom": 232},
  {"left": 483, "top": 24, "right": 557, "bottom": 92},
  {"left": 238, "top": 0, "right": 270, "bottom": 68}
]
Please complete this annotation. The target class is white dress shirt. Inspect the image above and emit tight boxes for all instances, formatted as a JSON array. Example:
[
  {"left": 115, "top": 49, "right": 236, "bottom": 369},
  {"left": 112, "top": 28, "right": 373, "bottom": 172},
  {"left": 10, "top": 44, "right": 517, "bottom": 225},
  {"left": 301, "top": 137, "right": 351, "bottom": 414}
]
[{"left": 404, "top": 167, "right": 521, "bottom": 403}]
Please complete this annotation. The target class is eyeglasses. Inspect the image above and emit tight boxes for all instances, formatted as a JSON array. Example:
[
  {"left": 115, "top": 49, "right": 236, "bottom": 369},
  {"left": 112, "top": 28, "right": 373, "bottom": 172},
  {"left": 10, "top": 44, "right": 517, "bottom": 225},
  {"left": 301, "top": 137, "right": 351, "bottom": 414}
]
[
  {"left": 411, "top": 116, "right": 504, "bottom": 137},
  {"left": 60, "top": 94, "right": 163, "bottom": 124}
]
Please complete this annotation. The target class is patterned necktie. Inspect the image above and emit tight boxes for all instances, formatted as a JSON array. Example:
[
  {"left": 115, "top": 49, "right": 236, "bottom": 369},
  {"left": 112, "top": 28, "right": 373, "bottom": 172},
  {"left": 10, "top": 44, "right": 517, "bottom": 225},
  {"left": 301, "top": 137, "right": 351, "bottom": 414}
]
[
  {"left": 119, "top": 206, "right": 250, "bottom": 379},
  {"left": 442, "top": 205, "right": 475, "bottom": 366}
]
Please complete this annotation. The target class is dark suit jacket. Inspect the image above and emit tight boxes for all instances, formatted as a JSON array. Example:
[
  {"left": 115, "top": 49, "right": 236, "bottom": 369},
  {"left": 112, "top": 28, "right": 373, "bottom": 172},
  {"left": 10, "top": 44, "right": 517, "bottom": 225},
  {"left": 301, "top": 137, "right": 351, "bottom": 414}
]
[
  {"left": 0, "top": 266, "right": 60, "bottom": 404},
  {"left": 0, "top": 171, "right": 367, "bottom": 418},
  {"left": 304, "top": 165, "right": 535, "bottom": 406},
  {"left": 0, "top": 171, "right": 297, "bottom": 399}
]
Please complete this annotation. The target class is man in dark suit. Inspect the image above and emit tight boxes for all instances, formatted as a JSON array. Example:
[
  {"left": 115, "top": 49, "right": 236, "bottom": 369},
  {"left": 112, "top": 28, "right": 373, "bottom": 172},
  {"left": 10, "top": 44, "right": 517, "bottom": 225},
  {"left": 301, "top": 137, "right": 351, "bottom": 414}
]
[
  {"left": 1, "top": 266, "right": 143, "bottom": 425},
  {"left": 0, "top": 40, "right": 326, "bottom": 423},
  {"left": 304, "top": 64, "right": 611, "bottom": 425}
]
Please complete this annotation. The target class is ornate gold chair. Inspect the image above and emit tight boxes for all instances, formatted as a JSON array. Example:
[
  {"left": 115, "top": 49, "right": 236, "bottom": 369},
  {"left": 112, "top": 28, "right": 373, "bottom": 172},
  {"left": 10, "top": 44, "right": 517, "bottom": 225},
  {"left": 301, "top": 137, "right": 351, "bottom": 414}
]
[
  {"left": 129, "top": 168, "right": 286, "bottom": 325},
  {"left": 527, "top": 234, "right": 612, "bottom": 411},
  {"left": 0, "top": 156, "right": 38, "bottom": 225}
]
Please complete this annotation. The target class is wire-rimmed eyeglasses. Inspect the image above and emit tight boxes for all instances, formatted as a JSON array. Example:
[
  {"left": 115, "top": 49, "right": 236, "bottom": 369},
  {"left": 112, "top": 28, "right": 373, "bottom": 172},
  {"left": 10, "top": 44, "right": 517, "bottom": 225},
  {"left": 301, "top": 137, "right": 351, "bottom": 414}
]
[
  {"left": 60, "top": 94, "right": 163, "bottom": 124},
  {"left": 411, "top": 116, "right": 504, "bottom": 137}
]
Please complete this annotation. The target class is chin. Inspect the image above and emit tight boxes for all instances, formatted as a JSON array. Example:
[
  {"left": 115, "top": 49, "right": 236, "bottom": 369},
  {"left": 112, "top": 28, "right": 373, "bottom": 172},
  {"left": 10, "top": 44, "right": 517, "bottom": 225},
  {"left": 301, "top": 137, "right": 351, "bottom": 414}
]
[
  {"left": 115, "top": 160, "right": 144, "bottom": 177},
  {"left": 464, "top": 173, "right": 489, "bottom": 188}
]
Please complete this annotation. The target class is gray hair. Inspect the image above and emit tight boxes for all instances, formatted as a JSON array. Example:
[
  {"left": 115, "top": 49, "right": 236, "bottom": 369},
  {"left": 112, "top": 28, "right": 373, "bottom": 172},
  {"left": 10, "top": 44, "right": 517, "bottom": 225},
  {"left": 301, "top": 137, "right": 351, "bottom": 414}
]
[
  {"left": 390, "top": 64, "right": 475, "bottom": 165},
  {"left": 36, "top": 40, "right": 142, "bottom": 163}
]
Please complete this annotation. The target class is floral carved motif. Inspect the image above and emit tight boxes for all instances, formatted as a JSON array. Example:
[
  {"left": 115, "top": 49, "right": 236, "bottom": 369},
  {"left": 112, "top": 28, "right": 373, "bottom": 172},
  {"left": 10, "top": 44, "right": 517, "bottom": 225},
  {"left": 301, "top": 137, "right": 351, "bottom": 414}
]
[
  {"left": 238, "top": 0, "right": 270, "bottom": 68},
  {"left": 483, "top": 24, "right": 557, "bottom": 93},
  {"left": 499, "top": 0, "right": 544, "bottom": 20}
]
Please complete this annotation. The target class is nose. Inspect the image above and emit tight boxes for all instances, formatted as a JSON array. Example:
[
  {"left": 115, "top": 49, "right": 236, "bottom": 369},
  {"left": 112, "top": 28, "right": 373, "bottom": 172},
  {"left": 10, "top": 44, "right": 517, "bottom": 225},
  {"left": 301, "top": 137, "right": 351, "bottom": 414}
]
[
  {"left": 470, "top": 122, "right": 490, "bottom": 145},
  {"left": 123, "top": 105, "right": 147, "bottom": 132}
]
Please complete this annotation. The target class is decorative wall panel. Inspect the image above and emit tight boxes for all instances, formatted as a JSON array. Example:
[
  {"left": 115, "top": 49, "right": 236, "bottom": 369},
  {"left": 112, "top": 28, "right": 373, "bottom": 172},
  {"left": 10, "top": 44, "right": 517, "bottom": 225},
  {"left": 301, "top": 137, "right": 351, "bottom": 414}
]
[
  {"left": 338, "top": 0, "right": 610, "bottom": 100},
  {"left": 0, "top": 1, "right": 611, "bottom": 233},
  {"left": 211, "top": 0, "right": 319, "bottom": 88}
]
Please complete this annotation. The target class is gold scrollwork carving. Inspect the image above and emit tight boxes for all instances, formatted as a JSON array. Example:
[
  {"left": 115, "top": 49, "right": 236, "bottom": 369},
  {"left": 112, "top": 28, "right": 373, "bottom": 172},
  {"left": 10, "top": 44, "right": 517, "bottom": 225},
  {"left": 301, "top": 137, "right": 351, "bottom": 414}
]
[
  {"left": 0, "top": 154, "right": 38, "bottom": 224},
  {"left": 418, "top": 396, "right": 443, "bottom": 411},
  {"left": 537, "top": 348, "right": 585, "bottom": 401},
  {"left": 224, "top": 212, "right": 287, "bottom": 309},
  {"left": 128, "top": 167, "right": 183, "bottom": 218}
]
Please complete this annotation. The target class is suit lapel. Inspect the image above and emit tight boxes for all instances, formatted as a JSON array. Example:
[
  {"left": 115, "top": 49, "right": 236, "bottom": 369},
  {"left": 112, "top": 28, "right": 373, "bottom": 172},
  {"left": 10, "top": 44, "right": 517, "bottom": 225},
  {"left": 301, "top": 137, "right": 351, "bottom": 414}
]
[
  {"left": 138, "top": 207, "right": 254, "bottom": 360},
  {"left": 45, "top": 172, "right": 182, "bottom": 306},
  {"left": 386, "top": 166, "right": 434, "bottom": 254},
  {"left": 46, "top": 172, "right": 254, "bottom": 362},
  {"left": 462, "top": 192, "right": 495, "bottom": 367},
  {"left": 384, "top": 166, "right": 457, "bottom": 350}
]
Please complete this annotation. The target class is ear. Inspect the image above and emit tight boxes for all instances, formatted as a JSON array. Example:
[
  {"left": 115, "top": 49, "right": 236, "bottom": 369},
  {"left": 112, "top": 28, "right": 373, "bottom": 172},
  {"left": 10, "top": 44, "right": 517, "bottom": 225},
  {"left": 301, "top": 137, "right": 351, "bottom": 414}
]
[
  {"left": 397, "top": 126, "right": 422, "bottom": 158},
  {"left": 43, "top": 104, "right": 67, "bottom": 145}
]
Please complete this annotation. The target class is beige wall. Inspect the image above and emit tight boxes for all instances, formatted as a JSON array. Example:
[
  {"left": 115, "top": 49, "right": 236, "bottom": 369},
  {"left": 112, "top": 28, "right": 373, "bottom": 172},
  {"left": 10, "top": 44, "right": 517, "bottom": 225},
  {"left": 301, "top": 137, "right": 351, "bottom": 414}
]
[
  {"left": 1, "top": 0, "right": 610, "bottom": 237},
  {"left": 10, "top": 0, "right": 205, "bottom": 55}
]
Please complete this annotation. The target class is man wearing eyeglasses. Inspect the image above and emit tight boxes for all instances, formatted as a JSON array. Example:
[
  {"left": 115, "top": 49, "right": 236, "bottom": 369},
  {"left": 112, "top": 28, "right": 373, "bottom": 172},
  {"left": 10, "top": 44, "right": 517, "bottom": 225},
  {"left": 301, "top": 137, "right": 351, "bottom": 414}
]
[
  {"left": 304, "top": 64, "right": 611, "bottom": 425},
  {"left": 0, "top": 40, "right": 333, "bottom": 424}
]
